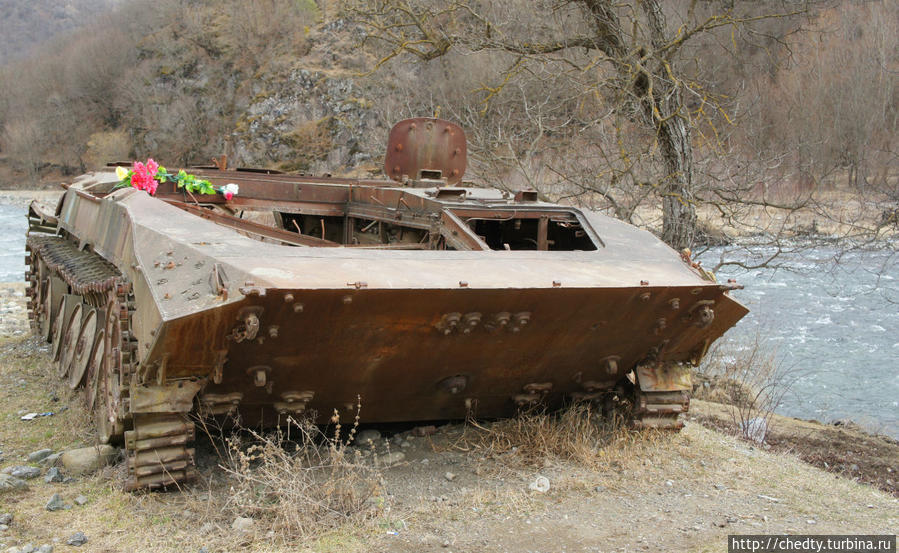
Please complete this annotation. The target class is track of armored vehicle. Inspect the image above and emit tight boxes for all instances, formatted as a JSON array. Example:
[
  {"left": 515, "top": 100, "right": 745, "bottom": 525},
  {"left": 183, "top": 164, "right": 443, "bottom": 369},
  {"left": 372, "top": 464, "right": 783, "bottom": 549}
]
[{"left": 24, "top": 118, "right": 747, "bottom": 490}]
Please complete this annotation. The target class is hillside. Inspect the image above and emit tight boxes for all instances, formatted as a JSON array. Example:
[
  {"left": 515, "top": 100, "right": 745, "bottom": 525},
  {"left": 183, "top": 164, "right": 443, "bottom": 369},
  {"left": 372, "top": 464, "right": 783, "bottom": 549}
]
[
  {"left": 0, "top": 0, "right": 119, "bottom": 63},
  {"left": 0, "top": 0, "right": 896, "bottom": 247}
]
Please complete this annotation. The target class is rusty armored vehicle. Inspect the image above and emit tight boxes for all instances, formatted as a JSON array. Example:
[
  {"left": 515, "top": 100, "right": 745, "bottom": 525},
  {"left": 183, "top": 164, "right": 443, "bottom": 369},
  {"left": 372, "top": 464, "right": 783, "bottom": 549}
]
[{"left": 24, "top": 118, "right": 747, "bottom": 490}]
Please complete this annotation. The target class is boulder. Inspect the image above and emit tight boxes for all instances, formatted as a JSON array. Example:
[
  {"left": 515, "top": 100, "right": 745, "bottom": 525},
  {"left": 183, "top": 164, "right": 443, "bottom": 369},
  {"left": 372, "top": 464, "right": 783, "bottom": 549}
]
[
  {"left": 60, "top": 445, "right": 118, "bottom": 475},
  {"left": 8, "top": 466, "right": 41, "bottom": 480},
  {"left": 26, "top": 449, "right": 53, "bottom": 463},
  {"left": 45, "top": 493, "right": 69, "bottom": 511},
  {"left": 0, "top": 474, "right": 28, "bottom": 493}
]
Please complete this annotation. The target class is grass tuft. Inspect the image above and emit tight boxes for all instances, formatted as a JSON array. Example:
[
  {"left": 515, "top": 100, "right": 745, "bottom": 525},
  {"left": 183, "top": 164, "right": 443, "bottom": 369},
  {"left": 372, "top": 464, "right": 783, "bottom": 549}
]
[{"left": 213, "top": 406, "right": 387, "bottom": 542}]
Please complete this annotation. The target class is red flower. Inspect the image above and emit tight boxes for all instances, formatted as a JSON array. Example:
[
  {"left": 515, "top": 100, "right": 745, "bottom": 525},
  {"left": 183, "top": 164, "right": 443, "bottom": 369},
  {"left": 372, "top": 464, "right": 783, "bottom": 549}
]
[
  {"left": 224, "top": 191, "right": 233, "bottom": 201},
  {"left": 130, "top": 159, "right": 160, "bottom": 195}
]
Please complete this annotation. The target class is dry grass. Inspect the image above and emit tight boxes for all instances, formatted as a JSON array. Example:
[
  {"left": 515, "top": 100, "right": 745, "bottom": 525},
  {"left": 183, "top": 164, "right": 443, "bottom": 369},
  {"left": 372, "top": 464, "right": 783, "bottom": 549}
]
[
  {"left": 0, "top": 336, "right": 95, "bottom": 453},
  {"left": 453, "top": 403, "right": 661, "bottom": 473},
  {"left": 212, "top": 410, "right": 387, "bottom": 543}
]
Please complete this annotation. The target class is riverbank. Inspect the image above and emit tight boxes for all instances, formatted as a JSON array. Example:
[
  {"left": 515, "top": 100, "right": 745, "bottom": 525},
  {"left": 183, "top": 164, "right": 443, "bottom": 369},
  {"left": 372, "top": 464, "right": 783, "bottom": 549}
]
[
  {"left": 0, "top": 284, "right": 896, "bottom": 552},
  {"left": 0, "top": 189, "right": 63, "bottom": 210},
  {"left": 690, "top": 399, "right": 898, "bottom": 497}
]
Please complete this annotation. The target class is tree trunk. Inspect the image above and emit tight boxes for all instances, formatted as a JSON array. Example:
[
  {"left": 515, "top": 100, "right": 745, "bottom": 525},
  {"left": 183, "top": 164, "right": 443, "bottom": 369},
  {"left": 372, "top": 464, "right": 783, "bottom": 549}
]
[
  {"left": 657, "top": 112, "right": 697, "bottom": 249},
  {"left": 642, "top": 0, "right": 698, "bottom": 250}
]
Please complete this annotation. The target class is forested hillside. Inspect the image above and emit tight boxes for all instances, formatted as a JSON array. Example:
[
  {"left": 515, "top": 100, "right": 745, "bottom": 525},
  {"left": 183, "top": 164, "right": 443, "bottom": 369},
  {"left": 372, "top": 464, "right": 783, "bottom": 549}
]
[
  {"left": 0, "top": 0, "right": 895, "bottom": 247},
  {"left": 0, "top": 0, "right": 119, "bottom": 63}
]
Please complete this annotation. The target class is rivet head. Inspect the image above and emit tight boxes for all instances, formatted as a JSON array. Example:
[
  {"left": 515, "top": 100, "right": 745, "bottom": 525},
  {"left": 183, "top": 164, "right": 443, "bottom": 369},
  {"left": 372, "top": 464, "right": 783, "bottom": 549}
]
[
  {"left": 395, "top": 143, "right": 403, "bottom": 151},
  {"left": 343, "top": 295, "right": 353, "bottom": 304},
  {"left": 284, "top": 294, "right": 294, "bottom": 303}
]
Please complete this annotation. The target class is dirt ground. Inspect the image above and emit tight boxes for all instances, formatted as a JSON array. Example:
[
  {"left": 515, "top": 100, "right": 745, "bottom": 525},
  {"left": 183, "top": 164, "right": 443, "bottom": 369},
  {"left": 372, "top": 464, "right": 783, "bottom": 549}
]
[
  {"left": 0, "top": 284, "right": 896, "bottom": 553},
  {"left": 691, "top": 399, "right": 898, "bottom": 497}
]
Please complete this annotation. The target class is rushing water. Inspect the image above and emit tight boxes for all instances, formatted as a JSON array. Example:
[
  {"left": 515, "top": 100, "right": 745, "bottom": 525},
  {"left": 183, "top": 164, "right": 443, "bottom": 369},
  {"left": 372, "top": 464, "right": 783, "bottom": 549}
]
[
  {"left": 700, "top": 245, "right": 899, "bottom": 437},
  {"left": 0, "top": 203, "right": 25, "bottom": 282},
  {"left": 1, "top": 198, "right": 896, "bottom": 435}
]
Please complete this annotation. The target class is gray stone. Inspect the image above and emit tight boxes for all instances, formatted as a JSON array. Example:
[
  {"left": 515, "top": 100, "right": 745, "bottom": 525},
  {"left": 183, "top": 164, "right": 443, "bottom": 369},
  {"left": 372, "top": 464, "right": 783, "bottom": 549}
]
[
  {"left": 45, "top": 494, "right": 69, "bottom": 512},
  {"left": 400, "top": 440, "right": 412, "bottom": 448},
  {"left": 594, "top": 485, "right": 606, "bottom": 493},
  {"left": 19, "top": 545, "right": 33, "bottom": 553},
  {"left": 36, "top": 546, "right": 52, "bottom": 553},
  {"left": 0, "top": 525, "right": 8, "bottom": 532},
  {"left": 26, "top": 450, "right": 53, "bottom": 463},
  {"left": 0, "top": 475, "right": 28, "bottom": 493},
  {"left": 60, "top": 446, "right": 118, "bottom": 475},
  {"left": 39, "top": 454, "right": 61, "bottom": 468},
  {"left": 44, "top": 468, "right": 64, "bottom": 484},
  {"left": 0, "top": 514, "right": 10, "bottom": 525},
  {"left": 9, "top": 467, "right": 40, "bottom": 480},
  {"left": 444, "top": 472, "right": 456, "bottom": 482},
  {"left": 355, "top": 429, "right": 381, "bottom": 446},
  {"left": 73, "top": 495, "right": 88, "bottom": 506},
  {"left": 378, "top": 451, "right": 405, "bottom": 466},
  {"left": 231, "top": 517, "right": 255, "bottom": 533},
  {"left": 66, "top": 533, "right": 87, "bottom": 547}
]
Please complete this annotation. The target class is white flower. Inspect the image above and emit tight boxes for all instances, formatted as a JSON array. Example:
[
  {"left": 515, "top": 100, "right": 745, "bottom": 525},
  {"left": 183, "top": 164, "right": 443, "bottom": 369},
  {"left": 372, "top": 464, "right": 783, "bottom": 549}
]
[
  {"left": 115, "top": 166, "right": 129, "bottom": 180},
  {"left": 223, "top": 183, "right": 239, "bottom": 196}
]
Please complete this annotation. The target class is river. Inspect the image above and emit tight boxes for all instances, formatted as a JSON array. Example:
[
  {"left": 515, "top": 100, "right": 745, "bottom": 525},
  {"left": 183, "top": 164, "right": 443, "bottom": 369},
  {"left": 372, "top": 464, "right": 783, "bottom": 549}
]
[
  {"left": 1, "top": 199, "right": 896, "bottom": 436},
  {"left": 700, "top": 245, "right": 898, "bottom": 437}
]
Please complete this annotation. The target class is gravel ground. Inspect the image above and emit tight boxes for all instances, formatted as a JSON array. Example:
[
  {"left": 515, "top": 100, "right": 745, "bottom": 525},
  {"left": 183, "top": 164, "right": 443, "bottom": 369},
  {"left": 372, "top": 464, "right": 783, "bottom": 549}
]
[
  {"left": 0, "top": 282, "right": 28, "bottom": 337},
  {"left": 0, "top": 190, "right": 63, "bottom": 210}
]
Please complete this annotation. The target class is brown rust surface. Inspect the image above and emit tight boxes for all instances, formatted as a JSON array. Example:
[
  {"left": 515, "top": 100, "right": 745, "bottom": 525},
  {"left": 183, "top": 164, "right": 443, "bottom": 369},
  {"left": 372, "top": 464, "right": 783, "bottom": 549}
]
[{"left": 384, "top": 118, "right": 467, "bottom": 184}]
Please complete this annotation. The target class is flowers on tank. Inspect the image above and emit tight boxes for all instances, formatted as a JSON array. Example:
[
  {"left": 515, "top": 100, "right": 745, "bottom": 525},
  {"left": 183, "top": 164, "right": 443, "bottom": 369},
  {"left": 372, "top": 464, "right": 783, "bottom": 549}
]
[
  {"left": 114, "top": 159, "right": 238, "bottom": 201},
  {"left": 221, "top": 183, "right": 239, "bottom": 201}
]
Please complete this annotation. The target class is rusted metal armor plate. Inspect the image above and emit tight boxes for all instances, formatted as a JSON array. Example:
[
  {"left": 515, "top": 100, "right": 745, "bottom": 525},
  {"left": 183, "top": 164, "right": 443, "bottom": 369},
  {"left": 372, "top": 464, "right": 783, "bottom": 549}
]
[{"left": 384, "top": 118, "right": 467, "bottom": 184}]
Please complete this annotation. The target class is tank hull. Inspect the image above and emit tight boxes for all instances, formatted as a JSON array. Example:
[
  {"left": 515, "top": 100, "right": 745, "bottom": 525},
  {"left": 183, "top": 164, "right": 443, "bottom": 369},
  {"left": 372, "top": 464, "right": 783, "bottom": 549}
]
[
  {"left": 24, "top": 119, "right": 748, "bottom": 489},
  {"left": 165, "top": 284, "right": 745, "bottom": 425}
]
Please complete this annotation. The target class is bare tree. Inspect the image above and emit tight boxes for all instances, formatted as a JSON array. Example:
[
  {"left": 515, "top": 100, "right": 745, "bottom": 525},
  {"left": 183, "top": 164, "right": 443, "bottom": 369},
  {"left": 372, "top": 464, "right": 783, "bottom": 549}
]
[{"left": 346, "top": 0, "right": 809, "bottom": 249}]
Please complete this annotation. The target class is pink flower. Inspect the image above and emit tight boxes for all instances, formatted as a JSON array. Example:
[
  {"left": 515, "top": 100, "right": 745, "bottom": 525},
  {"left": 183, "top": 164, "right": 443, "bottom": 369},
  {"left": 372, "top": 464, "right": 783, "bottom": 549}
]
[
  {"left": 129, "top": 159, "right": 160, "bottom": 195},
  {"left": 224, "top": 191, "right": 233, "bottom": 201}
]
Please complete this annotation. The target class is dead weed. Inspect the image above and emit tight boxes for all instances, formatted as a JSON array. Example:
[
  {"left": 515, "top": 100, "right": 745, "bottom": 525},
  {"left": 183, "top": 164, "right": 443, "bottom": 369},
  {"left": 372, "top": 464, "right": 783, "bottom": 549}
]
[{"left": 207, "top": 407, "right": 387, "bottom": 542}]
